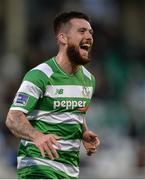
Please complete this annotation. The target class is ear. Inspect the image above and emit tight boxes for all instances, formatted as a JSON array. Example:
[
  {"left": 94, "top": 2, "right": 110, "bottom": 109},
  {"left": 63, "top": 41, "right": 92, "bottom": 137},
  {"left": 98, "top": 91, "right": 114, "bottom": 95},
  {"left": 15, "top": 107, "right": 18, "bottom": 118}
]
[{"left": 57, "top": 33, "right": 67, "bottom": 44}]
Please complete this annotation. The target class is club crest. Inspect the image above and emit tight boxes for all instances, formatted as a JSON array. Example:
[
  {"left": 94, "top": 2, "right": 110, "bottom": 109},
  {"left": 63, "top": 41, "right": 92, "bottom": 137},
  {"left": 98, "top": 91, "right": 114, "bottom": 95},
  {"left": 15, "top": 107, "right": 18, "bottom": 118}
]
[{"left": 82, "top": 86, "right": 90, "bottom": 97}]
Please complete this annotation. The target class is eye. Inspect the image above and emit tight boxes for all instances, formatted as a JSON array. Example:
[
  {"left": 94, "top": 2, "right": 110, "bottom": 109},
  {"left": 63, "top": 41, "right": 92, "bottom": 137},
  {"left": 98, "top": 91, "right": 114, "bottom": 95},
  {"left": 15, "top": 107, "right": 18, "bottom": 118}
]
[
  {"left": 89, "top": 29, "right": 93, "bottom": 35},
  {"left": 79, "top": 28, "right": 85, "bottom": 34}
]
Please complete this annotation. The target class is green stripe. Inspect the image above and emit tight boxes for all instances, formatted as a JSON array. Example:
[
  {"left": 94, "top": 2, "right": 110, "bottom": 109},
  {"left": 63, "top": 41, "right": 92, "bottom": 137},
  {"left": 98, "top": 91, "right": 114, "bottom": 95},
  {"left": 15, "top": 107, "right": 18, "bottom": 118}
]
[
  {"left": 92, "top": 74, "right": 96, "bottom": 92},
  {"left": 30, "top": 120, "right": 83, "bottom": 140},
  {"left": 17, "top": 164, "right": 76, "bottom": 179},
  {"left": 24, "top": 69, "right": 49, "bottom": 91},
  {"left": 35, "top": 96, "right": 90, "bottom": 113},
  {"left": 18, "top": 143, "right": 80, "bottom": 167},
  {"left": 11, "top": 95, "right": 37, "bottom": 112}
]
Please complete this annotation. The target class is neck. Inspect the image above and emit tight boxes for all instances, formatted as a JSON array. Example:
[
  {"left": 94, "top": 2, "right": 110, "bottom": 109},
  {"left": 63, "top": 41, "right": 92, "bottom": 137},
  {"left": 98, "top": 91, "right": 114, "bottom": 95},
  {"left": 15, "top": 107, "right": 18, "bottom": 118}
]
[{"left": 55, "top": 52, "right": 80, "bottom": 74}]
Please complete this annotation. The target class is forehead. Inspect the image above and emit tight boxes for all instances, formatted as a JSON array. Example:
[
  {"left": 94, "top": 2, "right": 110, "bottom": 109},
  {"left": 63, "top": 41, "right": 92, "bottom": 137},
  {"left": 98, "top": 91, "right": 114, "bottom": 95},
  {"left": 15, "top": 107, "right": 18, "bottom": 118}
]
[{"left": 69, "top": 18, "right": 92, "bottom": 30}]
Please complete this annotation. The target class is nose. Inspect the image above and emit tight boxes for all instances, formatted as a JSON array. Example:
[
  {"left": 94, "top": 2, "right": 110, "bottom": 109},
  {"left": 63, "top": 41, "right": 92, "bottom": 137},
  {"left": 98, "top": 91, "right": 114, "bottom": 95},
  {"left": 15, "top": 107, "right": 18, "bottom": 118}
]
[{"left": 85, "top": 31, "right": 93, "bottom": 41}]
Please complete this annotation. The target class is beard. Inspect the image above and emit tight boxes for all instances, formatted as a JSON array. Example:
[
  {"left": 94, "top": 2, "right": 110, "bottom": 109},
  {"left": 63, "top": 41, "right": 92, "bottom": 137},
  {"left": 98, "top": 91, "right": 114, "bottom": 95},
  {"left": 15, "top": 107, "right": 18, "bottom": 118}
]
[{"left": 66, "top": 44, "right": 92, "bottom": 65}]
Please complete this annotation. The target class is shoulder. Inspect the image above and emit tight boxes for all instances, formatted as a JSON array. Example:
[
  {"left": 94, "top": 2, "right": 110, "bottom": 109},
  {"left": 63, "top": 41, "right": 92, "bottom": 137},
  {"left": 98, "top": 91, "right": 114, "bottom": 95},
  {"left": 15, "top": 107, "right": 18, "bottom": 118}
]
[
  {"left": 24, "top": 58, "right": 54, "bottom": 80},
  {"left": 81, "top": 66, "right": 95, "bottom": 81},
  {"left": 30, "top": 58, "right": 54, "bottom": 78},
  {"left": 23, "top": 58, "right": 54, "bottom": 90}
]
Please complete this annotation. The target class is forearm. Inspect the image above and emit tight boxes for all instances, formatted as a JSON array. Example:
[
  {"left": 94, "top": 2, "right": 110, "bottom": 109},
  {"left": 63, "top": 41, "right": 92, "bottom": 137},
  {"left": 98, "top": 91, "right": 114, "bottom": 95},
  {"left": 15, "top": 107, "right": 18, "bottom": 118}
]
[
  {"left": 6, "top": 110, "right": 42, "bottom": 141},
  {"left": 82, "top": 119, "right": 89, "bottom": 132}
]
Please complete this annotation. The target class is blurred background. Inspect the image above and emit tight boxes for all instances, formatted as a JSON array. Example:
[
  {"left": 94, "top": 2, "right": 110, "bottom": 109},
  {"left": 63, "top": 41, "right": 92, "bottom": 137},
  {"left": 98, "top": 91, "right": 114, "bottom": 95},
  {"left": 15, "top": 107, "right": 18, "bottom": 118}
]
[{"left": 1, "top": 0, "right": 145, "bottom": 178}]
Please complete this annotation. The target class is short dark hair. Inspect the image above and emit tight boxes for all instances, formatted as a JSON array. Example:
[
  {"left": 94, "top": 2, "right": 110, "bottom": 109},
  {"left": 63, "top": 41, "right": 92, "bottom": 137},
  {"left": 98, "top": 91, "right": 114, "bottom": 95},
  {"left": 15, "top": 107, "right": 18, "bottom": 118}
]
[{"left": 53, "top": 11, "right": 90, "bottom": 35}]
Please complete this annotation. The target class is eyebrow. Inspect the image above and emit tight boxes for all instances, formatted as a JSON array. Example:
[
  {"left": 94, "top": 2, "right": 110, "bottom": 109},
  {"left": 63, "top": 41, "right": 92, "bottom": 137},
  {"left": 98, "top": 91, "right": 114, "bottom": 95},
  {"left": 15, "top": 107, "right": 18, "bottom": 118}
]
[{"left": 79, "top": 27, "right": 93, "bottom": 34}]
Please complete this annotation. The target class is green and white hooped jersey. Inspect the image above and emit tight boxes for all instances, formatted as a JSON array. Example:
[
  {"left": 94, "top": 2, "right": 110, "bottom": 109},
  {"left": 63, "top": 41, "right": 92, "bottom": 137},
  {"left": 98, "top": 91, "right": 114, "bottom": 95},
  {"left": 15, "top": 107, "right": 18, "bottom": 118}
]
[{"left": 10, "top": 57, "right": 95, "bottom": 179}]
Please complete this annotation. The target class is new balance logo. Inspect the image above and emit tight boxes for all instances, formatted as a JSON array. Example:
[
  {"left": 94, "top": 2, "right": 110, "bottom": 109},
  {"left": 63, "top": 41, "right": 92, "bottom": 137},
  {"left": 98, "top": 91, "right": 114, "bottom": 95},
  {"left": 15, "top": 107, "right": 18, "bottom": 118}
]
[{"left": 55, "top": 88, "right": 64, "bottom": 95}]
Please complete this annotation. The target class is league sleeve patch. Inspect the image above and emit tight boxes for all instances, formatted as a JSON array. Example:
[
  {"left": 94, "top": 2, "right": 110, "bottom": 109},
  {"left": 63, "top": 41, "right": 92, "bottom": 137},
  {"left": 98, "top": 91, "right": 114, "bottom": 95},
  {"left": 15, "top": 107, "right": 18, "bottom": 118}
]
[{"left": 13, "top": 93, "right": 29, "bottom": 106}]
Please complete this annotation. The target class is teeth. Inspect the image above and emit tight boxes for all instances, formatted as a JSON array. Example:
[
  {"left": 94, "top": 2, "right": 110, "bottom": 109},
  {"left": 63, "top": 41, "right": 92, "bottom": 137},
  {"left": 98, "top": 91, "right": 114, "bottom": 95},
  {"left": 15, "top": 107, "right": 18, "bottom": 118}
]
[{"left": 81, "top": 44, "right": 90, "bottom": 47}]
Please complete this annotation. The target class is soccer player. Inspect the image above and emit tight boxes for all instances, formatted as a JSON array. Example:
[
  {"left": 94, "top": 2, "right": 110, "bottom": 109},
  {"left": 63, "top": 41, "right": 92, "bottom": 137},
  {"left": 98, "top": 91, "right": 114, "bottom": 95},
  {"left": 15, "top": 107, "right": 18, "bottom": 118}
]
[{"left": 6, "top": 11, "right": 100, "bottom": 179}]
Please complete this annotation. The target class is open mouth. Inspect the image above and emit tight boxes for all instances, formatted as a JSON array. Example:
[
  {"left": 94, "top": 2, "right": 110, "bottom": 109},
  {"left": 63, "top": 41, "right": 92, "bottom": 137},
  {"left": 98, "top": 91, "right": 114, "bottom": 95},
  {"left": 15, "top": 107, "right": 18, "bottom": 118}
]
[{"left": 80, "top": 44, "right": 91, "bottom": 52}]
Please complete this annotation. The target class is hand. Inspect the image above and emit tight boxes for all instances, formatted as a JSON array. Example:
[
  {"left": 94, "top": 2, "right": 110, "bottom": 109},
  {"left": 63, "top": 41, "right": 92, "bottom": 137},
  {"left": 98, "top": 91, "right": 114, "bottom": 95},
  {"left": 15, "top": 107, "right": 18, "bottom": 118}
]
[
  {"left": 33, "top": 132, "right": 61, "bottom": 160},
  {"left": 82, "top": 130, "right": 100, "bottom": 156}
]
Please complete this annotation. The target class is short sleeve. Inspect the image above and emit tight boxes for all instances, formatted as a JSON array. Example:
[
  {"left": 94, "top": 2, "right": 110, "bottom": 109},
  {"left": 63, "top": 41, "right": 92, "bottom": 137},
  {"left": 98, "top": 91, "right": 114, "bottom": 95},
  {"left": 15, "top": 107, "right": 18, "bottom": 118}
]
[{"left": 10, "top": 69, "right": 49, "bottom": 114}]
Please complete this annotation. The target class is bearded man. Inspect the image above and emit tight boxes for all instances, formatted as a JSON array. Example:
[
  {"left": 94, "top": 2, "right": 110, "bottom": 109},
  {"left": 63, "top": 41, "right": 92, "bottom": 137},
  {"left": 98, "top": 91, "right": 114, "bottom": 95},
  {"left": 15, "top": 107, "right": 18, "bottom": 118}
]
[{"left": 6, "top": 11, "right": 100, "bottom": 179}]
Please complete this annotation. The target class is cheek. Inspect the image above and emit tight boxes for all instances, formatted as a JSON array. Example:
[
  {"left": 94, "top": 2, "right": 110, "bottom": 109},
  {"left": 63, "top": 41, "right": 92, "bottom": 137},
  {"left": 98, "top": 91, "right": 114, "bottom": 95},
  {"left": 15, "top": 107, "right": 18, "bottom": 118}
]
[
  {"left": 68, "top": 41, "right": 80, "bottom": 50},
  {"left": 68, "top": 35, "right": 81, "bottom": 44}
]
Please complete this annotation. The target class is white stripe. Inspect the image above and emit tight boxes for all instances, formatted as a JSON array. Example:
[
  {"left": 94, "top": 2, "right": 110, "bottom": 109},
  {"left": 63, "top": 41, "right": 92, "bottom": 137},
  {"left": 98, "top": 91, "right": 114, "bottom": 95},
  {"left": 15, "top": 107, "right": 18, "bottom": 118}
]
[
  {"left": 17, "top": 156, "right": 79, "bottom": 178},
  {"left": 27, "top": 110, "right": 85, "bottom": 124},
  {"left": 17, "top": 81, "right": 43, "bottom": 99},
  {"left": 32, "top": 63, "right": 53, "bottom": 78},
  {"left": 21, "top": 139, "right": 81, "bottom": 151},
  {"left": 45, "top": 85, "right": 93, "bottom": 98},
  {"left": 58, "top": 139, "right": 81, "bottom": 151},
  {"left": 82, "top": 66, "right": 92, "bottom": 80},
  {"left": 10, "top": 107, "right": 28, "bottom": 113}
]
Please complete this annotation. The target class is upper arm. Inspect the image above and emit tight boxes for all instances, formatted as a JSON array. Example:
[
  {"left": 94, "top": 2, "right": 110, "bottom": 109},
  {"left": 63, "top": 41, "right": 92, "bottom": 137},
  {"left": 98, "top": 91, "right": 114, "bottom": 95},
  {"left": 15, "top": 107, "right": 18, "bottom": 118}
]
[{"left": 10, "top": 69, "right": 49, "bottom": 114}]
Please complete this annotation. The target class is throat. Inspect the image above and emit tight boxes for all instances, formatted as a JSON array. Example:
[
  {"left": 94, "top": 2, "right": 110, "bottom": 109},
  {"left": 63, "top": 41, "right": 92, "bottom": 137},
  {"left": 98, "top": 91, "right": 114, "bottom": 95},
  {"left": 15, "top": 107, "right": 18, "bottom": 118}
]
[{"left": 55, "top": 56, "right": 80, "bottom": 75}]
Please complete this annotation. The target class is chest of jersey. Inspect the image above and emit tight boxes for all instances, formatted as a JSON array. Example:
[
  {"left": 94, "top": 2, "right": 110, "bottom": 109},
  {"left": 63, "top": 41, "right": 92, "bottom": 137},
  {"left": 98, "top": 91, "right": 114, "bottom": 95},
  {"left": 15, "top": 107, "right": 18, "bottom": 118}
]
[{"left": 38, "top": 74, "right": 93, "bottom": 113}]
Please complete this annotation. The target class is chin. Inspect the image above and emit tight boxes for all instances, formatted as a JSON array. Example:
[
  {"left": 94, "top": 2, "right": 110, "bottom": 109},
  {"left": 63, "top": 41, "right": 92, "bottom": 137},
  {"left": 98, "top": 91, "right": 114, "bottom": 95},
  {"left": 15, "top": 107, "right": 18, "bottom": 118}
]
[
  {"left": 82, "top": 55, "right": 91, "bottom": 62},
  {"left": 67, "top": 46, "right": 91, "bottom": 65},
  {"left": 80, "top": 58, "right": 91, "bottom": 65},
  {"left": 81, "top": 52, "right": 91, "bottom": 61}
]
